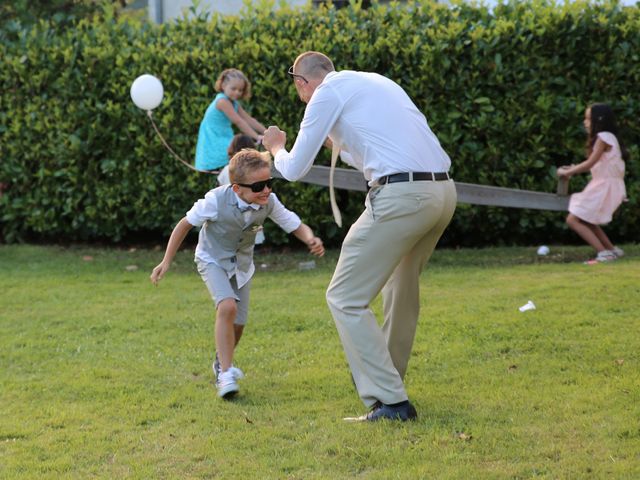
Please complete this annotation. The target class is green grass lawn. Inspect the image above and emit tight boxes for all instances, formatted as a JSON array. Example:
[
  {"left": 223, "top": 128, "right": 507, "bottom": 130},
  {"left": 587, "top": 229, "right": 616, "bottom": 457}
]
[{"left": 1, "top": 244, "right": 639, "bottom": 479}]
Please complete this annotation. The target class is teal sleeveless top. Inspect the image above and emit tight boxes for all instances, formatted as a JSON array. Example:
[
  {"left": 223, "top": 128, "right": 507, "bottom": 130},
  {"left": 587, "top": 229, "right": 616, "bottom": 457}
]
[{"left": 195, "top": 93, "right": 239, "bottom": 171}]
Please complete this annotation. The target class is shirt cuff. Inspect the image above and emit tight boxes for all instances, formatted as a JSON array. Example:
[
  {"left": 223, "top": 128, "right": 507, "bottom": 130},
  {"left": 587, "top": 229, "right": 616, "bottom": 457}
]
[
  {"left": 274, "top": 148, "right": 293, "bottom": 179},
  {"left": 283, "top": 217, "right": 302, "bottom": 234},
  {"left": 185, "top": 211, "right": 204, "bottom": 228}
]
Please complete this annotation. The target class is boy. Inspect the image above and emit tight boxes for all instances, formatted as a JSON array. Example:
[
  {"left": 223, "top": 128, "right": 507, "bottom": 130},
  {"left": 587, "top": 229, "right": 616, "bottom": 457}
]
[{"left": 150, "top": 149, "right": 324, "bottom": 398}]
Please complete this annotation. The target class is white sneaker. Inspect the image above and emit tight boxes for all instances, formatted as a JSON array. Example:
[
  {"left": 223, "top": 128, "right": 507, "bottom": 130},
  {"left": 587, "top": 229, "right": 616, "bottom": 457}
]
[
  {"left": 217, "top": 370, "right": 239, "bottom": 398},
  {"left": 228, "top": 366, "right": 244, "bottom": 380},
  {"left": 212, "top": 353, "right": 244, "bottom": 381},
  {"left": 212, "top": 354, "right": 220, "bottom": 380},
  {"left": 612, "top": 247, "right": 625, "bottom": 258},
  {"left": 596, "top": 250, "right": 617, "bottom": 262}
]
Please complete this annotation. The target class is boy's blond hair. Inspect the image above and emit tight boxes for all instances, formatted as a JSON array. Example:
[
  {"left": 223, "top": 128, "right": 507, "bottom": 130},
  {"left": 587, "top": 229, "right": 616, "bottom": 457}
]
[
  {"left": 229, "top": 149, "right": 272, "bottom": 184},
  {"left": 215, "top": 68, "right": 252, "bottom": 100}
]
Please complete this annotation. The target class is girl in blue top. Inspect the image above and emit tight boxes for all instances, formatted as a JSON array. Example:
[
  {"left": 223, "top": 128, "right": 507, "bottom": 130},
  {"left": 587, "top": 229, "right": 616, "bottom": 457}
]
[{"left": 195, "top": 68, "right": 266, "bottom": 171}]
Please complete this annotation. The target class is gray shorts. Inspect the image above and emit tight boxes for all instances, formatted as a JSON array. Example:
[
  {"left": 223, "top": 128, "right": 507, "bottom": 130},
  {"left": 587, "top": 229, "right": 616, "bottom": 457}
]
[{"left": 196, "top": 261, "right": 251, "bottom": 326}]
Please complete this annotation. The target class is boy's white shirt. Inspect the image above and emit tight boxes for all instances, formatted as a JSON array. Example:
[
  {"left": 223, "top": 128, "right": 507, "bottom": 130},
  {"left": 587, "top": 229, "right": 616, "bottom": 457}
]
[
  {"left": 217, "top": 165, "right": 230, "bottom": 185},
  {"left": 186, "top": 188, "right": 301, "bottom": 287}
]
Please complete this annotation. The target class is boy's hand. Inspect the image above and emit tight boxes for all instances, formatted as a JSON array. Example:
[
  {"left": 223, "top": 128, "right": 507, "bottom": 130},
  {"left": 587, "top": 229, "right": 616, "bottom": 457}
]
[
  {"left": 307, "top": 237, "right": 325, "bottom": 257},
  {"left": 150, "top": 262, "right": 170, "bottom": 285}
]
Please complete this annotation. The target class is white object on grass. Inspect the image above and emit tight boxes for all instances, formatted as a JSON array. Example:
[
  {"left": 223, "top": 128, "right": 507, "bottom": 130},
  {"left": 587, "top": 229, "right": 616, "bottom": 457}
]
[
  {"left": 519, "top": 300, "right": 536, "bottom": 312},
  {"left": 130, "top": 74, "right": 164, "bottom": 111},
  {"left": 537, "top": 245, "right": 550, "bottom": 256}
]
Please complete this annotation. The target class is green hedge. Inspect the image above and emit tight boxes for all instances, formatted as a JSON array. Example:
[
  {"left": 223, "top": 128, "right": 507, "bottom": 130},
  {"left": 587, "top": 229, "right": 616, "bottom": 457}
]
[{"left": 1, "top": 0, "right": 638, "bottom": 246}]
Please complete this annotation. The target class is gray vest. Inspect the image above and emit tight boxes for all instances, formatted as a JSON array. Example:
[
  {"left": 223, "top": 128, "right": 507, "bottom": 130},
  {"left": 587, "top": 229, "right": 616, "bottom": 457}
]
[{"left": 198, "top": 185, "right": 274, "bottom": 273}]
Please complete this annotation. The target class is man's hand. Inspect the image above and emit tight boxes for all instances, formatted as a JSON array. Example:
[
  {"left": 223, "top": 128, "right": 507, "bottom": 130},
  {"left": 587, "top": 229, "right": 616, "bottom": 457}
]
[
  {"left": 262, "top": 125, "right": 287, "bottom": 156},
  {"left": 307, "top": 237, "right": 325, "bottom": 257}
]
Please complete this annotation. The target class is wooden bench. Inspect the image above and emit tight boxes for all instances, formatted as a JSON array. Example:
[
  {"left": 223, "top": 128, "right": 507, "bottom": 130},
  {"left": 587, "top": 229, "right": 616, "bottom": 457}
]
[{"left": 273, "top": 165, "right": 570, "bottom": 212}]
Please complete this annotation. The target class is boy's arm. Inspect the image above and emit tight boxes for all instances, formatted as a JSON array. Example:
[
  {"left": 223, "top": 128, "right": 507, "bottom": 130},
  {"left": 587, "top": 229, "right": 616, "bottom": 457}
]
[
  {"left": 266, "top": 193, "right": 324, "bottom": 256},
  {"left": 292, "top": 223, "right": 325, "bottom": 257},
  {"left": 150, "top": 217, "right": 194, "bottom": 285}
]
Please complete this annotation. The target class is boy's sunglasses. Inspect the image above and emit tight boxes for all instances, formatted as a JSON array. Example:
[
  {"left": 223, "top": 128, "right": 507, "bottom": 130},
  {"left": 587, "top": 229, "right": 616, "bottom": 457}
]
[{"left": 237, "top": 178, "right": 273, "bottom": 193}]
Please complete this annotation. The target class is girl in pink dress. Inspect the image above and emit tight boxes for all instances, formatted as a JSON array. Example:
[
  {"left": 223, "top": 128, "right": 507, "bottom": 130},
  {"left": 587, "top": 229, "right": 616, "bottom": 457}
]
[{"left": 557, "top": 103, "right": 629, "bottom": 263}]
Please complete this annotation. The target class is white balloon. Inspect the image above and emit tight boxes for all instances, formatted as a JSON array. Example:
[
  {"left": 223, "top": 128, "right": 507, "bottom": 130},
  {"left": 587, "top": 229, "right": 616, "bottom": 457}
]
[{"left": 130, "top": 74, "right": 164, "bottom": 111}]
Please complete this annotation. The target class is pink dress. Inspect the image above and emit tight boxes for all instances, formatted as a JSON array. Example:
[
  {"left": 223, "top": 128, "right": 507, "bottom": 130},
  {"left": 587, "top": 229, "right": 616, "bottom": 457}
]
[{"left": 569, "top": 131, "right": 626, "bottom": 225}]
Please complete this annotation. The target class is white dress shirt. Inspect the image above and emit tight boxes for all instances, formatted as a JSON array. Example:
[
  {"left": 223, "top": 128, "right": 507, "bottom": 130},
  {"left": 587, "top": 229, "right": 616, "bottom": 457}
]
[
  {"left": 275, "top": 70, "right": 451, "bottom": 184},
  {"left": 186, "top": 190, "right": 301, "bottom": 287}
]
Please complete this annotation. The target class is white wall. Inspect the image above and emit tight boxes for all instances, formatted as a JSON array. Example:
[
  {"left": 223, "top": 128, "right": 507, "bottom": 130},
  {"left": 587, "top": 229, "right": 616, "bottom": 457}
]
[
  {"left": 149, "top": 0, "right": 308, "bottom": 23},
  {"left": 150, "top": 0, "right": 638, "bottom": 23}
]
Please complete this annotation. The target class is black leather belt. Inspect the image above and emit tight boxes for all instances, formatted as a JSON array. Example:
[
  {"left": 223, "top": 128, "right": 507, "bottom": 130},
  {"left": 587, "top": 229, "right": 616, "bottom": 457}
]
[{"left": 378, "top": 172, "right": 450, "bottom": 184}]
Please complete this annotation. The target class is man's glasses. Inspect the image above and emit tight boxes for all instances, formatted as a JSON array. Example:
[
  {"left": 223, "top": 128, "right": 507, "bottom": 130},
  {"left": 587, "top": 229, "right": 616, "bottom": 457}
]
[
  {"left": 287, "top": 66, "right": 309, "bottom": 84},
  {"left": 237, "top": 178, "right": 273, "bottom": 193}
]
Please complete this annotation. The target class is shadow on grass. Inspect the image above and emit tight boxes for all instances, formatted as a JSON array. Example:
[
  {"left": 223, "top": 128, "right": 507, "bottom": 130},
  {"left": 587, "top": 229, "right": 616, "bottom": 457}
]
[
  {"left": 0, "top": 243, "right": 636, "bottom": 275},
  {"left": 252, "top": 243, "right": 638, "bottom": 271}
]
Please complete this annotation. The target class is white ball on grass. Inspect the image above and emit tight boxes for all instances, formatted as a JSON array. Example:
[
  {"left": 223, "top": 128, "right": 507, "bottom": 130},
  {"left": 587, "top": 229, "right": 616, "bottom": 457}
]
[{"left": 537, "top": 245, "right": 550, "bottom": 256}]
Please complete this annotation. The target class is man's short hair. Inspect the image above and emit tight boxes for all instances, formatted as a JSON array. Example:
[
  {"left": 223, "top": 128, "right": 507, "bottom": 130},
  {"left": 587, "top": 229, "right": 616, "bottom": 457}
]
[
  {"left": 229, "top": 149, "right": 272, "bottom": 184},
  {"left": 294, "top": 51, "right": 335, "bottom": 79}
]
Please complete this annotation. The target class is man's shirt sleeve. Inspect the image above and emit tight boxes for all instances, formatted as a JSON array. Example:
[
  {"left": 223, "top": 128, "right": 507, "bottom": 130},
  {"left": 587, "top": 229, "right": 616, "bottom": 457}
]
[{"left": 274, "top": 83, "right": 344, "bottom": 181}]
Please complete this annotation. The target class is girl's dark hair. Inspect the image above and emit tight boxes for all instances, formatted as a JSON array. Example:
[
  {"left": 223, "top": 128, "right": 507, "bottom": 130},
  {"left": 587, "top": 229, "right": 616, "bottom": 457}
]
[
  {"left": 587, "top": 103, "right": 630, "bottom": 161},
  {"left": 227, "top": 134, "right": 256, "bottom": 157}
]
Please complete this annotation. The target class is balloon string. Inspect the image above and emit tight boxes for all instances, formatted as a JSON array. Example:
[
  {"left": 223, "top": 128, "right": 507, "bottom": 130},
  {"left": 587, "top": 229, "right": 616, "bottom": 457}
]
[{"left": 146, "top": 110, "right": 219, "bottom": 175}]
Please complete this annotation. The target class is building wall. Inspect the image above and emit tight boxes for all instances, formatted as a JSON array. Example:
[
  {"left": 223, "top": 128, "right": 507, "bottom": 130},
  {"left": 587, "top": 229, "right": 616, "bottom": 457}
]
[
  {"left": 149, "top": 0, "right": 308, "bottom": 23},
  {"left": 148, "top": 0, "right": 638, "bottom": 23}
]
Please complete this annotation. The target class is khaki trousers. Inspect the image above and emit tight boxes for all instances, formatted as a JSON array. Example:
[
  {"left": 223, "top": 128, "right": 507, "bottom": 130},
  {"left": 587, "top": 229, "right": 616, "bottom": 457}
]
[{"left": 326, "top": 180, "right": 456, "bottom": 407}]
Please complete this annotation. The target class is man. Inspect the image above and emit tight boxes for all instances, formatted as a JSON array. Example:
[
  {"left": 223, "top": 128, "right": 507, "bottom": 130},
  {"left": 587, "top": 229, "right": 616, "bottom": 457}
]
[{"left": 262, "top": 51, "right": 457, "bottom": 422}]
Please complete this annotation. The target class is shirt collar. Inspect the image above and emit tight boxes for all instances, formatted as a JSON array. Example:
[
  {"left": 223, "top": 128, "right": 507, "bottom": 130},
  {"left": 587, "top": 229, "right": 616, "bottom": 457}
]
[
  {"left": 320, "top": 71, "right": 339, "bottom": 87},
  {"left": 234, "top": 192, "right": 260, "bottom": 211}
]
